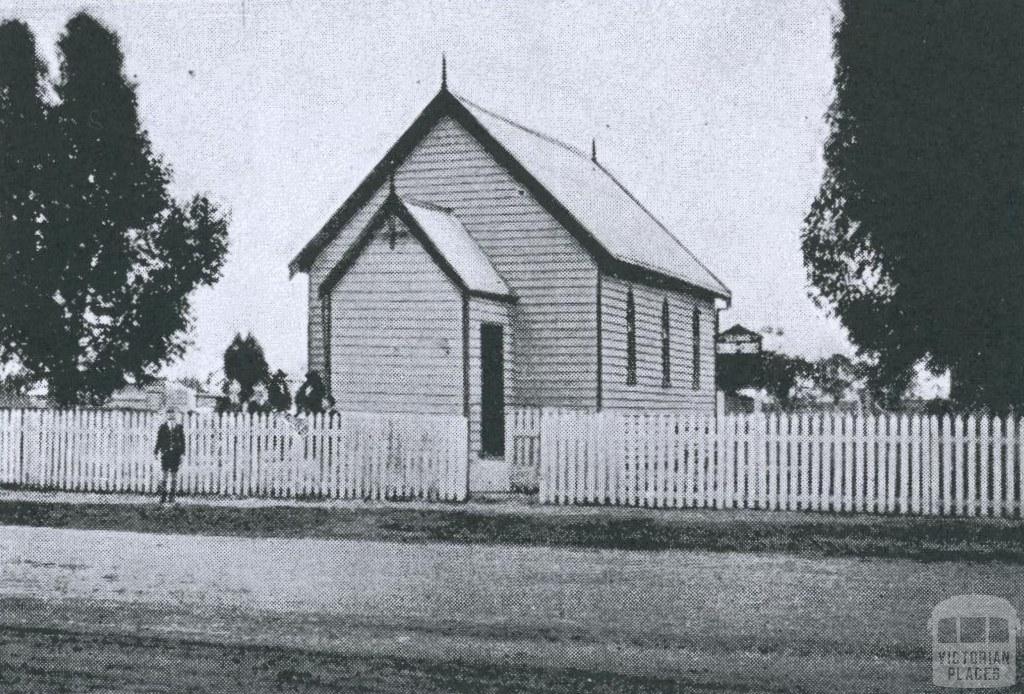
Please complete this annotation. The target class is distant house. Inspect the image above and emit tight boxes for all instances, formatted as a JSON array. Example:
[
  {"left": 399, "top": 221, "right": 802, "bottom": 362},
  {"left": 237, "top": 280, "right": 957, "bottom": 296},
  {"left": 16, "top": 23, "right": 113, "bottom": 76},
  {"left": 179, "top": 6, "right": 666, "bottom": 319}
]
[
  {"left": 289, "top": 79, "right": 730, "bottom": 462},
  {"left": 0, "top": 379, "right": 202, "bottom": 412},
  {"left": 716, "top": 324, "right": 763, "bottom": 355}
]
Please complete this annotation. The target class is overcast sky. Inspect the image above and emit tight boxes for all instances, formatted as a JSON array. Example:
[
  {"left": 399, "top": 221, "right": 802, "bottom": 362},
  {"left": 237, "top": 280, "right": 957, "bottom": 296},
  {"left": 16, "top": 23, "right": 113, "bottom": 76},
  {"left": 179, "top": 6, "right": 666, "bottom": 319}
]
[{"left": 4, "top": 0, "right": 848, "bottom": 380}]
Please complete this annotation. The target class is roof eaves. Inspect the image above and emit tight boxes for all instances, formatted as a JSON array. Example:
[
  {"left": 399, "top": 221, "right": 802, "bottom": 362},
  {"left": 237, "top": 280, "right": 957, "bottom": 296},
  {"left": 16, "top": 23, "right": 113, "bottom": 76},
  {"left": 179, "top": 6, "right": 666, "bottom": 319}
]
[{"left": 593, "top": 161, "right": 731, "bottom": 298}]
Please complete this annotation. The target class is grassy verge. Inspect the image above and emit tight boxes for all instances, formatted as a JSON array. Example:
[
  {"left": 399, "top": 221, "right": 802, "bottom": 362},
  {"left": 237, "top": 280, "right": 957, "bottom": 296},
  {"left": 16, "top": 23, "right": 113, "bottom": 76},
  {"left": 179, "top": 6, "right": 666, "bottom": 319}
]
[{"left": 1, "top": 494, "right": 1023, "bottom": 562}]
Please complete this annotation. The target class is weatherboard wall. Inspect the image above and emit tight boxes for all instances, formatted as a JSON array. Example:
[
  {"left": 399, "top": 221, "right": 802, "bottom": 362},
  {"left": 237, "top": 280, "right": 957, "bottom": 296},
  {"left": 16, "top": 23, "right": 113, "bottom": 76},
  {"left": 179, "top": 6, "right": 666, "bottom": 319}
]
[
  {"left": 326, "top": 216, "right": 463, "bottom": 415},
  {"left": 600, "top": 275, "right": 717, "bottom": 413},
  {"left": 308, "top": 114, "right": 599, "bottom": 410}
]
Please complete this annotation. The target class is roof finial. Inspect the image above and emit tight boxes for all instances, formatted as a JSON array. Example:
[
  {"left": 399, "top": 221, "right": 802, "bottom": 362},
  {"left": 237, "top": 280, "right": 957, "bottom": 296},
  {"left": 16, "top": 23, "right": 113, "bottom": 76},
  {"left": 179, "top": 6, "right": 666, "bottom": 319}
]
[
  {"left": 591, "top": 138, "right": 597, "bottom": 163},
  {"left": 441, "top": 53, "right": 447, "bottom": 91},
  {"left": 388, "top": 159, "right": 396, "bottom": 196}
]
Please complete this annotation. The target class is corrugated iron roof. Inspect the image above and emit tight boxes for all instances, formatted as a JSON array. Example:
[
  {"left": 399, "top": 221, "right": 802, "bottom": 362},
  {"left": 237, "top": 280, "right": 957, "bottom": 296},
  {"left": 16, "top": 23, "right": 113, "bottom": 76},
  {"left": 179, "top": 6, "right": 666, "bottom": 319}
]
[
  {"left": 452, "top": 93, "right": 730, "bottom": 299},
  {"left": 290, "top": 88, "right": 730, "bottom": 301}
]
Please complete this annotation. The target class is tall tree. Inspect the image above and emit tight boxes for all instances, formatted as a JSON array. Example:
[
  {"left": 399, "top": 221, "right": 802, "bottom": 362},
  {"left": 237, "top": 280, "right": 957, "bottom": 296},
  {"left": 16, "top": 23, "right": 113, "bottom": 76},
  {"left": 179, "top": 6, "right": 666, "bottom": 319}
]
[
  {"left": 0, "top": 13, "right": 229, "bottom": 404},
  {"left": 0, "top": 21, "right": 55, "bottom": 379},
  {"left": 223, "top": 333, "right": 269, "bottom": 404},
  {"left": 803, "top": 1, "right": 1024, "bottom": 412}
]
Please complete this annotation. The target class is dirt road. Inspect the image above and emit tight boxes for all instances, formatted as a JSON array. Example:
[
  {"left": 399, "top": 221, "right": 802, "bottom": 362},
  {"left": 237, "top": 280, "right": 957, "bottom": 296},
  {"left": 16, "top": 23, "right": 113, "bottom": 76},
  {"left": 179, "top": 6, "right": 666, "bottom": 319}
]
[{"left": 1, "top": 524, "right": 1020, "bottom": 692}]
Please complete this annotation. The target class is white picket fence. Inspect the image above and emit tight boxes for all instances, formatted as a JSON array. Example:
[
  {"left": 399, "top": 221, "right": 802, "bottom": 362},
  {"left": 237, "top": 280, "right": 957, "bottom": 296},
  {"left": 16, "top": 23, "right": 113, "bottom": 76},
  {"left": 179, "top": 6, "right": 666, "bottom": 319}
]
[
  {"left": 507, "top": 407, "right": 542, "bottom": 491},
  {"left": 0, "top": 409, "right": 468, "bottom": 502},
  {"left": 536, "top": 409, "right": 1024, "bottom": 516}
]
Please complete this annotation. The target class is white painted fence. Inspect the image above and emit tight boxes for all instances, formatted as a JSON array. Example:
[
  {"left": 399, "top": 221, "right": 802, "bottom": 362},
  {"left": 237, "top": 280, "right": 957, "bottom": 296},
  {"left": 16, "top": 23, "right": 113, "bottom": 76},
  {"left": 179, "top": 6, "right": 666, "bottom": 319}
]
[
  {"left": 536, "top": 409, "right": 1024, "bottom": 516},
  {"left": 0, "top": 409, "right": 468, "bottom": 502},
  {"left": 507, "top": 407, "right": 542, "bottom": 491}
]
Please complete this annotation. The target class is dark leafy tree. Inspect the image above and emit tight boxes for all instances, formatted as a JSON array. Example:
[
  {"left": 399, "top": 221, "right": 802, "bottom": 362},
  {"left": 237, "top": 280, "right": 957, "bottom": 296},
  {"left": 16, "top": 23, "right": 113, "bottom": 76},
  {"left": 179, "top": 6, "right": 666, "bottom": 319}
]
[
  {"left": 803, "top": 1, "right": 1024, "bottom": 412},
  {"left": 222, "top": 333, "right": 269, "bottom": 404},
  {"left": 267, "top": 370, "right": 292, "bottom": 412},
  {"left": 809, "top": 354, "right": 857, "bottom": 405},
  {"left": 716, "top": 352, "right": 761, "bottom": 395},
  {"left": 0, "top": 365, "right": 35, "bottom": 397},
  {"left": 856, "top": 358, "right": 914, "bottom": 412},
  {"left": 0, "top": 13, "right": 228, "bottom": 405},
  {"left": 0, "top": 21, "right": 55, "bottom": 385},
  {"left": 755, "top": 352, "right": 811, "bottom": 410},
  {"left": 294, "top": 371, "right": 326, "bottom": 415}
]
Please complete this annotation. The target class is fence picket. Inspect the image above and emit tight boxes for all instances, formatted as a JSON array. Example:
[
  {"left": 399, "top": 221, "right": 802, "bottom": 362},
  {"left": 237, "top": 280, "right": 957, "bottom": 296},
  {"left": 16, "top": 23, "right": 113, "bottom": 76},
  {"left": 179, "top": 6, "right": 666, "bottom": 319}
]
[
  {"left": 1011, "top": 417, "right": 1020, "bottom": 517},
  {"left": 966, "top": 415, "right": 978, "bottom": 517},
  {"left": 979, "top": 415, "right": 990, "bottom": 517},
  {"left": 1018, "top": 418, "right": 1024, "bottom": 517},
  {"left": 763, "top": 414, "right": 775, "bottom": 510}
]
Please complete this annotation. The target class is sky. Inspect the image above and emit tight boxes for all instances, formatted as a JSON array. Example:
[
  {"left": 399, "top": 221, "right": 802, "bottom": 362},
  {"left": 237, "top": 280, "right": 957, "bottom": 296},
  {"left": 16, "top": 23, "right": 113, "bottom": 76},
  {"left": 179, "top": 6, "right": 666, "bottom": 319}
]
[{"left": 3, "top": 0, "right": 849, "bottom": 381}]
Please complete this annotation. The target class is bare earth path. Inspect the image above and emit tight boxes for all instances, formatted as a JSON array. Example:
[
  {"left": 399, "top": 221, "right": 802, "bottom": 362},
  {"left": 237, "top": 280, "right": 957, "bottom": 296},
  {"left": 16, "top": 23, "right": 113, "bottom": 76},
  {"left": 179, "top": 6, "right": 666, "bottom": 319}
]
[{"left": 2, "top": 524, "right": 1022, "bottom": 693}]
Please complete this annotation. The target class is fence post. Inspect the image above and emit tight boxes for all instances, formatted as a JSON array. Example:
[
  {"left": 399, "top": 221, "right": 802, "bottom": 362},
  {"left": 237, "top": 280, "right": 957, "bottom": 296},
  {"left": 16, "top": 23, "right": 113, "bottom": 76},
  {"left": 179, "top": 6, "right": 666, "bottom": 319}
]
[{"left": 753, "top": 411, "right": 766, "bottom": 509}]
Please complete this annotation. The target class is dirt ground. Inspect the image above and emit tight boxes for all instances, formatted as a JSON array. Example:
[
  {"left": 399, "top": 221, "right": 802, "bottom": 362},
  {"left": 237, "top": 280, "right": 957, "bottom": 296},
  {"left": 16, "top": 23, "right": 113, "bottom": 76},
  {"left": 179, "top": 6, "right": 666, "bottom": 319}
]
[
  {"left": 3, "top": 522, "right": 1023, "bottom": 693},
  {"left": 0, "top": 623, "right": 695, "bottom": 694}
]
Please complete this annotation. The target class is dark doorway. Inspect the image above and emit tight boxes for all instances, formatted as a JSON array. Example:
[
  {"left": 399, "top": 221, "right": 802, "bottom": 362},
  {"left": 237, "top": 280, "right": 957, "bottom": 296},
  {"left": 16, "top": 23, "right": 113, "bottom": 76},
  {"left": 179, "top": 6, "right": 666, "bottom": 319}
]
[{"left": 480, "top": 323, "right": 505, "bottom": 457}]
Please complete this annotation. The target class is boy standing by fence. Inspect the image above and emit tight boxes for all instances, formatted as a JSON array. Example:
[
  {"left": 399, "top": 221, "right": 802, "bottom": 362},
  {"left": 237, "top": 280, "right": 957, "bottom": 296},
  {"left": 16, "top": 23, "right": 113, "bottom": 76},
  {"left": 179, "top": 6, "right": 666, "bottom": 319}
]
[{"left": 154, "top": 409, "right": 185, "bottom": 503}]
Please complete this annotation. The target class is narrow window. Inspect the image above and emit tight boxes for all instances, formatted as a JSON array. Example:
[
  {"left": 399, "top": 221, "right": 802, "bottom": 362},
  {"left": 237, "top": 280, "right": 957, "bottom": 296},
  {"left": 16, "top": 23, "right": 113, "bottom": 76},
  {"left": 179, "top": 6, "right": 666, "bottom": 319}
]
[
  {"left": 626, "top": 287, "right": 636, "bottom": 385},
  {"left": 660, "top": 298, "right": 671, "bottom": 387},
  {"left": 692, "top": 308, "right": 701, "bottom": 390}
]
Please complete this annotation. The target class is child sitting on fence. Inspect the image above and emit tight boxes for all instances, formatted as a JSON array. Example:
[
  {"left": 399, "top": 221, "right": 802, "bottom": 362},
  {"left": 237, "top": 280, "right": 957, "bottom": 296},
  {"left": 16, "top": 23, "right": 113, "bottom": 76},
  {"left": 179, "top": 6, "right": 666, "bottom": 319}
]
[{"left": 154, "top": 409, "right": 185, "bottom": 503}]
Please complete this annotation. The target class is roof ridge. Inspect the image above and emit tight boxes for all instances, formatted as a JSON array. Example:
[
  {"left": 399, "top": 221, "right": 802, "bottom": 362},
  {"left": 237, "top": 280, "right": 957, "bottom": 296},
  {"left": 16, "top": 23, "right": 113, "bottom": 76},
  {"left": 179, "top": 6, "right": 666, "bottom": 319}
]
[{"left": 451, "top": 92, "right": 590, "bottom": 161}]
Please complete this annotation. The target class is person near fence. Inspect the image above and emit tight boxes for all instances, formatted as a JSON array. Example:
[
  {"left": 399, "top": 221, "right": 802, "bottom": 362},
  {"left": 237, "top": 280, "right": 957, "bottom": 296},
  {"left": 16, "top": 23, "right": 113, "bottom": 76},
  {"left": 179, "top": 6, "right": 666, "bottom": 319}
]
[{"left": 154, "top": 409, "right": 185, "bottom": 503}]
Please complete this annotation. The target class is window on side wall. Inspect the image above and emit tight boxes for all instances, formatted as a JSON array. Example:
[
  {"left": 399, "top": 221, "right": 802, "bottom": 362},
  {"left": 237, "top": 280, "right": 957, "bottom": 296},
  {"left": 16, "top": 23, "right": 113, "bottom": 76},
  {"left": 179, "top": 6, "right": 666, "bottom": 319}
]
[
  {"left": 692, "top": 308, "right": 701, "bottom": 390},
  {"left": 626, "top": 287, "right": 636, "bottom": 385},
  {"left": 661, "top": 298, "right": 671, "bottom": 387}
]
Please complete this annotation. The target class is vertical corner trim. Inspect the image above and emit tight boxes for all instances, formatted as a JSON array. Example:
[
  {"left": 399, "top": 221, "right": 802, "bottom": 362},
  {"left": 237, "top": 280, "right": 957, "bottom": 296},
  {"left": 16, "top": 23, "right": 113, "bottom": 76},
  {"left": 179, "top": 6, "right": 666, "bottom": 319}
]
[
  {"left": 321, "top": 294, "right": 332, "bottom": 395},
  {"left": 596, "top": 270, "right": 603, "bottom": 411}
]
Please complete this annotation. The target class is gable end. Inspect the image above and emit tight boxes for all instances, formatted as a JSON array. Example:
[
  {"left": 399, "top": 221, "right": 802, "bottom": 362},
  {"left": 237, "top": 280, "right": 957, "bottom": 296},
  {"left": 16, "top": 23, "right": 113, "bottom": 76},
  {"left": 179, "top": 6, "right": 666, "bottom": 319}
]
[
  {"left": 317, "top": 193, "right": 516, "bottom": 305},
  {"left": 290, "top": 89, "right": 729, "bottom": 304}
]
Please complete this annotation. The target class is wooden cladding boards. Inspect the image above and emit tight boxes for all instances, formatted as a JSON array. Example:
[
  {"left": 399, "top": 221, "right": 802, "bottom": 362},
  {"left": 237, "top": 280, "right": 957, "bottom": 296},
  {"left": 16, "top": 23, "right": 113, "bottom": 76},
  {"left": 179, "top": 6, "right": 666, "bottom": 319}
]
[
  {"left": 308, "top": 115, "right": 598, "bottom": 408},
  {"left": 308, "top": 185, "right": 390, "bottom": 377},
  {"left": 327, "top": 217, "right": 464, "bottom": 415},
  {"left": 600, "top": 276, "right": 716, "bottom": 413}
]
